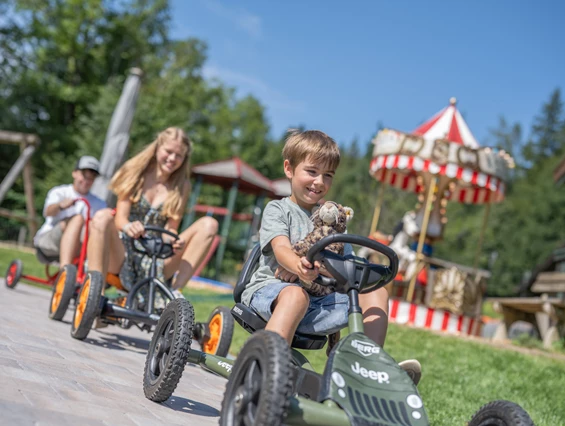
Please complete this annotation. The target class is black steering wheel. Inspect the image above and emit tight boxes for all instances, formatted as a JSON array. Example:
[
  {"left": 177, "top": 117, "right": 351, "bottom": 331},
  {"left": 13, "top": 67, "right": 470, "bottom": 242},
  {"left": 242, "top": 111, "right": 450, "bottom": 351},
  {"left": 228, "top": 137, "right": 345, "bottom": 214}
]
[
  {"left": 133, "top": 225, "right": 180, "bottom": 259},
  {"left": 305, "top": 234, "right": 399, "bottom": 294}
]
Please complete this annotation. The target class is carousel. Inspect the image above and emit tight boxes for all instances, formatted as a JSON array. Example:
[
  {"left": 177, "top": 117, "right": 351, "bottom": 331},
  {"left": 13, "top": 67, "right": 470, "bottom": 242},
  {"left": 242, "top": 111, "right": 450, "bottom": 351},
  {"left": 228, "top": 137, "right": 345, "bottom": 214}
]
[{"left": 369, "top": 98, "right": 514, "bottom": 336}]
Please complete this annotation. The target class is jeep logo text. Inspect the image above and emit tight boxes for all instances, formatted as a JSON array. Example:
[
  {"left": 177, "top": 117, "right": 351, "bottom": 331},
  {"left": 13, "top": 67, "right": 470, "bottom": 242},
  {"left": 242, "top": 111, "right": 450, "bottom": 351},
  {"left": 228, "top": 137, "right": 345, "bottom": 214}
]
[{"left": 351, "top": 362, "right": 389, "bottom": 383}]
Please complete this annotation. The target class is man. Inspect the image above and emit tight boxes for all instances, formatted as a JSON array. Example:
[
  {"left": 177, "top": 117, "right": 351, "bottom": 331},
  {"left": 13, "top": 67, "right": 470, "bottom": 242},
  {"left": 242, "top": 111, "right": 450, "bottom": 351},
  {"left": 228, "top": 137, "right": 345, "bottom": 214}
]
[{"left": 34, "top": 156, "right": 107, "bottom": 267}]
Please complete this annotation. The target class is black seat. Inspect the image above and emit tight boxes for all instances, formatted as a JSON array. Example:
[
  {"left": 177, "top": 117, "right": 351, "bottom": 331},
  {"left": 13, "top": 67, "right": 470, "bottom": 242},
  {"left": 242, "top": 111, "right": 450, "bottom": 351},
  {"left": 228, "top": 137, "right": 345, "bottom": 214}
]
[
  {"left": 231, "top": 244, "right": 327, "bottom": 350},
  {"left": 35, "top": 247, "right": 60, "bottom": 265}
]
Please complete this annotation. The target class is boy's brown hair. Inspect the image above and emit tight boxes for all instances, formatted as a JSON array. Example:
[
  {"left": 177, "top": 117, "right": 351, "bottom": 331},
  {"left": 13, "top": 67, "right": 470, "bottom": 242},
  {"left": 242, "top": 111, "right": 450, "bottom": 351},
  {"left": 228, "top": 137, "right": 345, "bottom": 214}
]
[{"left": 282, "top": 129, "right": 340, "bottom": 170}]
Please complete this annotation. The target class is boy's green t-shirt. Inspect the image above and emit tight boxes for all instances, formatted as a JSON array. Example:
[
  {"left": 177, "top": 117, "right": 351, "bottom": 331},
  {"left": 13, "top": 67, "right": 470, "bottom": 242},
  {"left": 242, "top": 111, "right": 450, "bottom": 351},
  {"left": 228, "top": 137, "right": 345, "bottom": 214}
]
[{"left": 241, "top": 197, "right": 352, "bottom": 306}]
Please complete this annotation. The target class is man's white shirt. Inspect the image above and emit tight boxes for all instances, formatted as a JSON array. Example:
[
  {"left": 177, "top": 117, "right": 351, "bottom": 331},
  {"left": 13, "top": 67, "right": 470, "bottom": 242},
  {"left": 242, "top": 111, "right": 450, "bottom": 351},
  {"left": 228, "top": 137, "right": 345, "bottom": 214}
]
[{"left": 34, "top": 184, "right": 107, "bottom": 244}]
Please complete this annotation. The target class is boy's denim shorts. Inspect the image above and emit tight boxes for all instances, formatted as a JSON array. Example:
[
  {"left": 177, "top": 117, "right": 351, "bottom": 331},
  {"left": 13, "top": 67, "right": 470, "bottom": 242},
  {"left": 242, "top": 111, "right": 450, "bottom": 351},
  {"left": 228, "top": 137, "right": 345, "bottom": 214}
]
[{"left": 249, "top": 282, "right": 349, "bottom": 335}]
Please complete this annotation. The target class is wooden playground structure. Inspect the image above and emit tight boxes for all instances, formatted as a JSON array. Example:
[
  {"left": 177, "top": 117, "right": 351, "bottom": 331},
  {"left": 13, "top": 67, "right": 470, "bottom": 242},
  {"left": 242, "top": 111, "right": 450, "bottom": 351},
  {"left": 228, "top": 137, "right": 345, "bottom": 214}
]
[{"left": 0, "top": 130, "right": 41, "bottom": 243}]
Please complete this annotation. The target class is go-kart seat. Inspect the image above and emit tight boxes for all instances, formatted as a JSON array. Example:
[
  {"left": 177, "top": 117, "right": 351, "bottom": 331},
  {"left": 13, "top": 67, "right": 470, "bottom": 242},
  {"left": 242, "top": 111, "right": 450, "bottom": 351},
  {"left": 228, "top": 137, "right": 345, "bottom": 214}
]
[
  {"left": 231, "top": 244, "right": 328, "bottom": 350},
  {"left": 35, "top": 247, "right": 60, "bottom": 265}
]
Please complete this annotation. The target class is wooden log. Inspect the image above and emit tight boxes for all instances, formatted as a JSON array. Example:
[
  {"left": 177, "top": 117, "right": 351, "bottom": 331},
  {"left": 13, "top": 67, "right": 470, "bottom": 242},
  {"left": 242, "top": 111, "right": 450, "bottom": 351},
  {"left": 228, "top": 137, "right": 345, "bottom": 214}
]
[{"left": 0, "top": 130, "right": 40, "bottom": 145}]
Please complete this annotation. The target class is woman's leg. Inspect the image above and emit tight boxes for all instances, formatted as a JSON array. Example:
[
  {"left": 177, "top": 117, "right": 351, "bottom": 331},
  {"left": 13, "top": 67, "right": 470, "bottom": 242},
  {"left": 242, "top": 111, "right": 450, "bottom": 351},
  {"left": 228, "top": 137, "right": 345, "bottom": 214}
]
[
  {"left": 359, "top": 287, "right": 389, "bottom": 347},
  {"left": 87, "top": 209, "right": 125, "bottom": 278},
  {"left": 164, "top": 216, "right": 218, "bottom": 290}
]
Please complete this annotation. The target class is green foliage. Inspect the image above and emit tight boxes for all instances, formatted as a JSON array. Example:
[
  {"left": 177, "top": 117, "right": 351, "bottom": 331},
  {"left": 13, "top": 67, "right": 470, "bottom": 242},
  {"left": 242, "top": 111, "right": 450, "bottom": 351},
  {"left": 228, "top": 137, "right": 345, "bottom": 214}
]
[{"left": 2, "top": 2, "right": 565, "bottom": 293}]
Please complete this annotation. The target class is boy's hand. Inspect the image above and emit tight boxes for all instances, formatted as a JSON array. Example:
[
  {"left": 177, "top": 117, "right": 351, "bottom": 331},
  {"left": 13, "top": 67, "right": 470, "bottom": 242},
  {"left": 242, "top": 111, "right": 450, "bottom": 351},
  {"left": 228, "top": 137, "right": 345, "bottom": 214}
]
[
  {"left": 296, "top": 257, "right": 320, "bottom": 282},
  {"left": 275, "top": 266, "right": 298, "bottom": 283}
]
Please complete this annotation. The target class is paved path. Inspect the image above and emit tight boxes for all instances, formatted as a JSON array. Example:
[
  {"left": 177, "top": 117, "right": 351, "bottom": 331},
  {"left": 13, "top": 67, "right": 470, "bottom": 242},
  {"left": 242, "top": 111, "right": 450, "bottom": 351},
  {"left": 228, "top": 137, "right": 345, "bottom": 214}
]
[{"left": 0, "top": 280, "right": 227, "bottom": 425}]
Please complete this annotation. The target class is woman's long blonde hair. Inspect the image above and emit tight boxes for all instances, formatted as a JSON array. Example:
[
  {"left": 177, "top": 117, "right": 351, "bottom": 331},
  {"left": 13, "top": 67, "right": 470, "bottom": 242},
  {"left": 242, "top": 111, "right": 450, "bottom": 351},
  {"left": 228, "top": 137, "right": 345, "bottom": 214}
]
[{"left": 109, "top": 127, "right": 192, "bottom": 220}]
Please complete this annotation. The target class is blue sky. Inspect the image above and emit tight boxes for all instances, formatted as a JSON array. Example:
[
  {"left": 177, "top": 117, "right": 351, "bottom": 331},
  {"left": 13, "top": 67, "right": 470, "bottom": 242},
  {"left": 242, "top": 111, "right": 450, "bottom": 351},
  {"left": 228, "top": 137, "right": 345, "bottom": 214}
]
[{"left": 170, "top": 1, "right": 565, "bottom": 148}]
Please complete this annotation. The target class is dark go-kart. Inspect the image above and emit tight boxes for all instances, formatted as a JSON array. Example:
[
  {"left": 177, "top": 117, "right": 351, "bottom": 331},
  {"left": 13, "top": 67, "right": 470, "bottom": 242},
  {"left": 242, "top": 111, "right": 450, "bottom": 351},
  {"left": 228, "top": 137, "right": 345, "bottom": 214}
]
[
  {"left": 141, "top": 234, "right": 534, "bottom": 426},
  {"left": 70, "top": 225, "right": 233, "bottom": 358},
  {"left": 5, "top": 197, "right": 92, "bottom": 322}
]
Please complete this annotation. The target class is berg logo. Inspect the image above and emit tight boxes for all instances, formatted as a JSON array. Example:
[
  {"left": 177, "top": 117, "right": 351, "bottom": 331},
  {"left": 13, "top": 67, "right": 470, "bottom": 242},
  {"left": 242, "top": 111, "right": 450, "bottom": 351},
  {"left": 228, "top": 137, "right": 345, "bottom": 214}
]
[{"left": 351, "top": 339, "right": 380, "bottom": 357}]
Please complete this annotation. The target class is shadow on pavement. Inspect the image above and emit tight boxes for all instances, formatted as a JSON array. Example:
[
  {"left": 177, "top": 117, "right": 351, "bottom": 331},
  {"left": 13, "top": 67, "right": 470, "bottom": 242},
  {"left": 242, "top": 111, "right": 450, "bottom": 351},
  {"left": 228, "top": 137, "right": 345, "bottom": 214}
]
[
  {"left": 164, "top": 395, "right": 220, "bottom": 417},
  {"left": 84, "top": 331, "right": 151, "bottom": 353}
]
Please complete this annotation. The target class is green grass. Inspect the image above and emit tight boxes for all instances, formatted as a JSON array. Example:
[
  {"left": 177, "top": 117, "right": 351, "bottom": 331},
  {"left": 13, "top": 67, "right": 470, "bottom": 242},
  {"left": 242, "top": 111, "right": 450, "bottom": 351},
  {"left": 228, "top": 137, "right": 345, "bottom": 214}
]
[
  {"left": 0, "top": 246, "right": 53, "bottom": 283},
  {"left": 185, "top": 290, "right": 565, "bottom": 426},
  {"left": 3, "top": 247, "right": 565, "bottom": 425}
]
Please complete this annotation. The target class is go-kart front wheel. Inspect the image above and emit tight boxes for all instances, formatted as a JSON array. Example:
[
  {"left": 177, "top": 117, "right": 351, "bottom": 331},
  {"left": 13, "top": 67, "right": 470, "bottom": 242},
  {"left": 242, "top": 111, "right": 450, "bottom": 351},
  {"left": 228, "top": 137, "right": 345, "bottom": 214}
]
[
  {"left": 469, "top": 400, "right": 534, "bottom": 426},
  {"left": 71, "top": 271, "right": 103, "bottom": 340},
  {"left": 220, "top": 330, "right": 293, "bottom": 426},
  {"left": 5, "top": 259, "right": 23, "bottom": 289},
  {"left": 201, "top": 305, "right": 234, "bottom": 357},
  {"left": 49, "top": 265, "right": 77, "bottom": 321},
  {"left": 144, "top": 298, "right": 194, "bottom": 402}
]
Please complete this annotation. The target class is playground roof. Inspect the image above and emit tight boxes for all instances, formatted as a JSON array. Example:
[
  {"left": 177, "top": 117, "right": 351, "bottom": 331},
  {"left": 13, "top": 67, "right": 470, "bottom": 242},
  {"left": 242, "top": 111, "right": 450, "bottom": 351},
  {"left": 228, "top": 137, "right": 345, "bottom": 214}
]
[
  {"left": 191, "top": 157, "right": 287, "bottom": 197},
  {"left": 271, "top": 178, "right": 291, "bottom": 198}
]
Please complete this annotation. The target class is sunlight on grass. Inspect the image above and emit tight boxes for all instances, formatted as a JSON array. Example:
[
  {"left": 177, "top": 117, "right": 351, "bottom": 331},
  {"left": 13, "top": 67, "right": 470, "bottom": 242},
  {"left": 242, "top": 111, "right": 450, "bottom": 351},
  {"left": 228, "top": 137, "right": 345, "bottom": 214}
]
[{"left": 185, "top": 288, "right": 565, "bottom": 426}]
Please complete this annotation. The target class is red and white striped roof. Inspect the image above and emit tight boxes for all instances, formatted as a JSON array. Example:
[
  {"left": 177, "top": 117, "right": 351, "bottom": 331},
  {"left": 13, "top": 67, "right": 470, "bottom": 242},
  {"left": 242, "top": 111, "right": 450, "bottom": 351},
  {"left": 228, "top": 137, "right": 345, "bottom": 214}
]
[
  {"left": 413, "top": 97, "right": 479, "bottom": 148},
  {"left": 370, "top": 98, "right": 512, "bottom": 204}
]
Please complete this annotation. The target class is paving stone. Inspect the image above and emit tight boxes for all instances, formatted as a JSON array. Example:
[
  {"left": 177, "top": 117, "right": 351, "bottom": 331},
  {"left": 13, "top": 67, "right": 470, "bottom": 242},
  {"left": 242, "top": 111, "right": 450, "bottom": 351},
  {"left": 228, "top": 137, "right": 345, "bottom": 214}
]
[
  {"left": 0, "top": 355, "right": 22, "bottom": 369},
  {"left": 0, "top": 281, "right": 226, "bottom": 425}
]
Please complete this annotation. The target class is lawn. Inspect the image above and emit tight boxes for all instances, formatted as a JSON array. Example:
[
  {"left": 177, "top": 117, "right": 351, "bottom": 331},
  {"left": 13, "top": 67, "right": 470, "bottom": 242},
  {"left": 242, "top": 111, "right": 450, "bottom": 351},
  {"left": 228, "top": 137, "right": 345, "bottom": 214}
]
[{"left": 3, "top": 246, "right": 565, "bottom": 425}]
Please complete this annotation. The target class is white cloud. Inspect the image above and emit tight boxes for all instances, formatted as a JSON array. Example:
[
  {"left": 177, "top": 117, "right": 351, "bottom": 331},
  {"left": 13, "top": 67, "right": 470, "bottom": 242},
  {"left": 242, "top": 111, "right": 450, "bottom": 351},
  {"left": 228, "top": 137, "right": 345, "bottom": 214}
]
[
  {"left": 203, "top": 65, "right": 306, "bottom": 114},
  {"left": 203, "top": 0, "right": 262, "bottom": 38}
]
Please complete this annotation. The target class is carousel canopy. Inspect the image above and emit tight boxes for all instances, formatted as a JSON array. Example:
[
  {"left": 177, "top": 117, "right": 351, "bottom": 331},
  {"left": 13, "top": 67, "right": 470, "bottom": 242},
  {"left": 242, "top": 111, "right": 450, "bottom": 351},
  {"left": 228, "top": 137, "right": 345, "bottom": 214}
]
[{"left": 370, "top": 98, "right": 514, "bottom": 204}]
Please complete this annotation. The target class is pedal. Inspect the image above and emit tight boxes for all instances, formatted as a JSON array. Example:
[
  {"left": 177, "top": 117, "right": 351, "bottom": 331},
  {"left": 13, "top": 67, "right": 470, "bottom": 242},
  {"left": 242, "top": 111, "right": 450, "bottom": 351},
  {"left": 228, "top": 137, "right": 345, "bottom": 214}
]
[{"left": 193, "top": 322, "right": 210, "bottom": 345}]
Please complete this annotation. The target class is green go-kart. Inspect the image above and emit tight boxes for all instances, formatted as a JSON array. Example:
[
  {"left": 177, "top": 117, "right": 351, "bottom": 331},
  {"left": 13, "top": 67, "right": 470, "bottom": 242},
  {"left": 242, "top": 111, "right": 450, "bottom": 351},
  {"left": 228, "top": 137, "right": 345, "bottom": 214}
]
[{"left": 142, "top": 234, "right": 534, "bottom": 426}]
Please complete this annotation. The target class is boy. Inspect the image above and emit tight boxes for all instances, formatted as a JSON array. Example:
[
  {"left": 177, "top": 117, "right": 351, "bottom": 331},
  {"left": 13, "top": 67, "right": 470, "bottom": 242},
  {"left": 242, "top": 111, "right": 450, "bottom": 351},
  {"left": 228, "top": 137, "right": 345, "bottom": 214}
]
[
  {"left": 241, "top": 130, "right": 421, "bottom": 385},
  {"left": 34, "top": 156, "right": 107, "bottom": 269}
]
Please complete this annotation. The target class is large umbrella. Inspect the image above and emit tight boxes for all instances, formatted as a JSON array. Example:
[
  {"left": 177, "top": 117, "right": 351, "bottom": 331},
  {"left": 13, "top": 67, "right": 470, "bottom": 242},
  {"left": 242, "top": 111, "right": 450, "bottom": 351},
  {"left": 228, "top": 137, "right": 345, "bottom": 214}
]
[{"left": 91, "top": 68, "right": 143, "bottom": 205}]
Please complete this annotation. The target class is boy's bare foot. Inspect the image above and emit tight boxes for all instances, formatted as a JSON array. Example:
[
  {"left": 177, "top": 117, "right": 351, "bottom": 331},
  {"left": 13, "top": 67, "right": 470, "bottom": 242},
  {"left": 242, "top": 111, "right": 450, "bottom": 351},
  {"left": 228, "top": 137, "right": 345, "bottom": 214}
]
[{"left": 399, "top": 359, "right": 422, "bottom": 386}]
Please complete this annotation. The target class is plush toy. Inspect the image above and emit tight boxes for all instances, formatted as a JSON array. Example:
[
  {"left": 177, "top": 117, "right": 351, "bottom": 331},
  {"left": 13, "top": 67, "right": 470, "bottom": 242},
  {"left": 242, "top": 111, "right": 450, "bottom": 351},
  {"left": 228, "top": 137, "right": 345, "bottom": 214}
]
[{"left": 292, "top": 201, "right": 354, "bottom": 297}]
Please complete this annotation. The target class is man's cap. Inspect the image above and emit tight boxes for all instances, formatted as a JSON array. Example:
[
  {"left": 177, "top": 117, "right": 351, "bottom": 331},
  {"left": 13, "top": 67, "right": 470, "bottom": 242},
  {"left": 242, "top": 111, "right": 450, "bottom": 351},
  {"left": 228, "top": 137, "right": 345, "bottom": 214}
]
[{"left": 75, "top": 156, "right": 100, "bottom": 174}]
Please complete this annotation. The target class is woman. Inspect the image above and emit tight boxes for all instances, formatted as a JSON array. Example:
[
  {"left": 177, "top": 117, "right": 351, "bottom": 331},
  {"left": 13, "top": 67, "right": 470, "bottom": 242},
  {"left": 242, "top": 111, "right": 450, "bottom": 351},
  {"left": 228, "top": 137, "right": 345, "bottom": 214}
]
[{"left": 87, "top": 127, "right": 218, "bottom": 295}]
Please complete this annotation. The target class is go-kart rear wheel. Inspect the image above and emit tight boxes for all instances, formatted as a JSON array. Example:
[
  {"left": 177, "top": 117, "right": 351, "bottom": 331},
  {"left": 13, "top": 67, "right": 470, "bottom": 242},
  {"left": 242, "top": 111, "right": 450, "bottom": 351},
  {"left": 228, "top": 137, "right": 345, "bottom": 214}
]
[
  {"left": 468, "top": 400, "right": 534, "bottom": 426},
  {"left": 144, "top": 298, "right": 194, "bottom": 402},
  {"left": 49, "top": 265, "right": 77, "bottom": 321},
  {"left": 5, "top": 259, "right": 23, "bottom": 289},
  {"left": 71, "top": 271, "right": 103, "bottom": 340},
  {"left": 220, "top": 330, "right": 293, "bottom": 426},
  {"left": 202, "top": 306, "right": 234, "bottom": 357}
]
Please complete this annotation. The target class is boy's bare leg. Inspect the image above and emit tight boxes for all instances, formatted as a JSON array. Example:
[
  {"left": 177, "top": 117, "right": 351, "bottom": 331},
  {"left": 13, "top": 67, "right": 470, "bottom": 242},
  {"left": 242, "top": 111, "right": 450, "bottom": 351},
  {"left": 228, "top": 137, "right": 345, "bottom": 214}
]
[
  {"left": 359, "top": 287, "right": 389, "bottom": 347},
  {"left": 87, "top": 209, "right": 125, "bottom": 278},
  {"left": 165, "top": 216, "right": 218, "bottom": 290},
  {"left": 265, "top": 286, "right": 309, "bottom": 345},
  {"left": 59, "top": 214, "right": 84, "bottom": 267}
]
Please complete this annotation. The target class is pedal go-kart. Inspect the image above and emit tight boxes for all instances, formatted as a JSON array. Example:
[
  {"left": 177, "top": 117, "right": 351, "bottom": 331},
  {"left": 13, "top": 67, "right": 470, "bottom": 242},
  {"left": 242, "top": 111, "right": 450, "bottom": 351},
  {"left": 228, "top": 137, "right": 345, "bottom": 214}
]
[
  {"left": 142, "top": 234, "right": 534, "bottom": 426},
  {"left": 5, "top": 197, "right": 92, "bottom": 322},
  {"left": 70, "top": 225, "right": 234, "bottom": 358}
]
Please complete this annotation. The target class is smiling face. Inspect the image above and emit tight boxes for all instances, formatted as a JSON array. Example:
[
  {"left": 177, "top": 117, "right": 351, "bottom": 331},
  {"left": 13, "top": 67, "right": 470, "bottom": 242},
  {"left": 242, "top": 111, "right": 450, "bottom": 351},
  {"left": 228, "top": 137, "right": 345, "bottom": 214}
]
[
  {"left": 284, "top": 157, "right": 335, "bottom": 210},
  {"left": 72, "top": 169, "right": 98, "bottom": 195},
  {"left": 155, "top": 138, "right": 188, "bottom": 178}
]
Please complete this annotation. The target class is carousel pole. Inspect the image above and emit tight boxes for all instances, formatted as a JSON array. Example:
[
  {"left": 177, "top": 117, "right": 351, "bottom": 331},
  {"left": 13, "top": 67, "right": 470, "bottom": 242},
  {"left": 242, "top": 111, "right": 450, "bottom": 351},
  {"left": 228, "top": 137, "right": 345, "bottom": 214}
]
[
  {"left": 473, "top": 203, "right": 491, "bottom": 270},
  {"left": 369, "top": 183, "right": 386, "bottom": 235},
  {"left": 406, "top": 176, "right": 437, "bottom": 302}
]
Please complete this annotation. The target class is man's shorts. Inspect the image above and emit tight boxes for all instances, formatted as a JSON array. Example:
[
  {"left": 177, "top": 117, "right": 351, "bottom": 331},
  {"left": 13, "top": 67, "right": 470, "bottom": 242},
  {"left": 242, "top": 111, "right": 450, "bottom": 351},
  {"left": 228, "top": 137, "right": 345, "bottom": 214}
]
[
  {"left": 34, "top": 225, "right": 64, "bottom": 257},
  {"left": 249, "top": 282, "right": 349, "bottom": 336}
]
